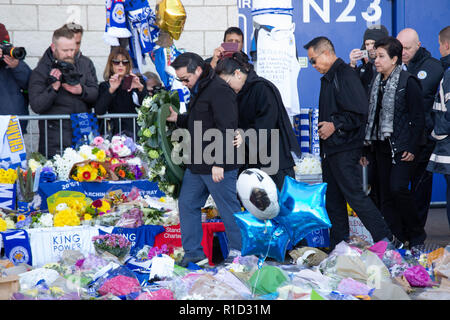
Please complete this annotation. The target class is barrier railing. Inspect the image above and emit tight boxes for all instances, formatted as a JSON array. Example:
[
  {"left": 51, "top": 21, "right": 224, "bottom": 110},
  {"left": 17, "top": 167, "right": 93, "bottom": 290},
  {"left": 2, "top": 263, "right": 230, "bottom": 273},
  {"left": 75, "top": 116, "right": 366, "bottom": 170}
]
[{"left": 17, "top": 113, "right": 138, "bottom": 158}]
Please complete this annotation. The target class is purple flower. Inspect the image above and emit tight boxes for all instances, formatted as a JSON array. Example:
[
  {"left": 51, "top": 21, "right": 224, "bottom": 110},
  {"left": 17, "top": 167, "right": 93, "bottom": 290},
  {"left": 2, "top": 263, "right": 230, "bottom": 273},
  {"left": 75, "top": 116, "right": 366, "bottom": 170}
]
[{"left": 16, "top": 216, "right": 32, "bottom": 229}]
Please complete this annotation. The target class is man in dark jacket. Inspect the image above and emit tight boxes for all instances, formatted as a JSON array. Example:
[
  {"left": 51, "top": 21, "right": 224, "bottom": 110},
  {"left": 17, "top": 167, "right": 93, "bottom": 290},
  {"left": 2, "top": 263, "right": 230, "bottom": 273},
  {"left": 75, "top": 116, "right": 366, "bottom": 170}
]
[
  {"left": 304, "top": 37, "right": 398, "bottom": 250},
  {"left": 397, "top": 28, "right": 444, "bottom": 229},
  {"left": 28, "top": 26, "right": 98, "bottom": 158},
  {"left": 349, "top": 25, "right": 389, "bottom": 94},
  {"left": 427, "top": 26, "right": 450, "bottom": 229},
  {"left": 0, "top": 23, "right": 31, "bottom": 133},
  {"left": 166, "top": 52, "right": 242, "bottom": 267}
]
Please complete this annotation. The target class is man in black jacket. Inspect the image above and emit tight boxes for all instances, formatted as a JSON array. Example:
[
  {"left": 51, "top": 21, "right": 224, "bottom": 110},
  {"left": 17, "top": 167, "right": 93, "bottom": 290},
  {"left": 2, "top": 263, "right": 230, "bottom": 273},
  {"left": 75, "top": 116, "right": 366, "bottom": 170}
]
[
  {"left": 397, "top": 28, "right": 444, "bottom": 229},
  {"left": 28, "top": 26, "right": 98, "bottom": 158},
  {"left": 167, "top": 52, "right": 242, "bottom": 267},
  {"left": 304, "top": 37, "right": 397, "bottom": 250},
  {"left": 0, "top": 23, "right": 31, "bottom": 134}
]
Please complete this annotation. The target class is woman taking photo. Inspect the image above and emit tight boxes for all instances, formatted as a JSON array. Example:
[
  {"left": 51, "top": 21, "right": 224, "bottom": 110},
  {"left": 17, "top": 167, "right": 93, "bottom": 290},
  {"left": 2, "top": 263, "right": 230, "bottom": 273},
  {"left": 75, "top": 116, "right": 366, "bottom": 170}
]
[
  {"left": 364, "top": 36, "right": 427, "bottom": 252},
  {"left": 215, "top": 52, "right": 301, "bottom": 191},
  {"left": 95, "top": 47, "right": 147, "bottom": 139}
]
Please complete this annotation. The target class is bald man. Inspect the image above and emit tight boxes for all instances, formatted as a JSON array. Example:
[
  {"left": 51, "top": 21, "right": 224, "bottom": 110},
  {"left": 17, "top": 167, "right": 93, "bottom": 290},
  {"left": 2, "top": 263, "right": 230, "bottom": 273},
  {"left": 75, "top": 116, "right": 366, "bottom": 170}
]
[{"left": 397, "top": 28, "right": 444, "bottom": 230}]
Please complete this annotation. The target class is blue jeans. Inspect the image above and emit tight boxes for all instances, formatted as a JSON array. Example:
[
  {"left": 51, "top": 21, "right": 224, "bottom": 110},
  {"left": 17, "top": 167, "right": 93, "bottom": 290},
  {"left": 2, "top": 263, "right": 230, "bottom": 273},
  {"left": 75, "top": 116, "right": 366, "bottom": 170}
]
[
  {"left": 178, "top": 168, "right": 242, "bottom": 258},
  {"left": 445, "top": 175, "right": 450, "bottom": 229}
]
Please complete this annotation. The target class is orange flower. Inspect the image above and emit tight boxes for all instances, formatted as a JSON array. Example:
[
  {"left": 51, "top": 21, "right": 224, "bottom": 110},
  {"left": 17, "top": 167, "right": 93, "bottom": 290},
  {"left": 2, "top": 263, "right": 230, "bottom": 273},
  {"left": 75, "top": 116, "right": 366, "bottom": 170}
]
[
  {"left": 17, "top": 214, "right": 26, "bottom": 222},
  {"left": 118, "top": 170, "right": 126, "bottom": 178}
]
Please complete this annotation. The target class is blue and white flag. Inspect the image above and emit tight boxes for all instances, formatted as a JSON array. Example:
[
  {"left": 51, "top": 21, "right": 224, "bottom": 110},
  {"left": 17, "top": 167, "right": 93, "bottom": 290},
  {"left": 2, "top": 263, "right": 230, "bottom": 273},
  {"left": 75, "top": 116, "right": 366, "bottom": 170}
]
[
  {"left": 0, "top": 115, "right": 27, "bottom": 170},
  {"left": 0, "top": 229, "right": 33, "bottom": 266}
]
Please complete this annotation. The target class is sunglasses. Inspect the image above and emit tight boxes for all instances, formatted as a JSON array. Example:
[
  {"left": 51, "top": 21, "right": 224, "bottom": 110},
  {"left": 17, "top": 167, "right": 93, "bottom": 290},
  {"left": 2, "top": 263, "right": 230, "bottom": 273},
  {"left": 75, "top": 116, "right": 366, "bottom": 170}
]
[
  {"left": 112, "top": 59, "right": 130, "bottom": 66},
  {"left": 309, "top": 51, "right": 324, "bottom": 65},
  {"left": 175, "top": 74, "right": 192, "bottom": 83},
  {"left": 66, "top": 23, "right": 83, "bottom": 32}
]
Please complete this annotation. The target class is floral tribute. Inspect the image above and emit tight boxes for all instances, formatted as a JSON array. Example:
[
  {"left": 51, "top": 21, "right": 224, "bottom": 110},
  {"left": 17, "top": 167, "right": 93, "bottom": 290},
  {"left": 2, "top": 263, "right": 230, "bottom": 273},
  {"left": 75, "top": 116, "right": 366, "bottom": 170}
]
[
  {"left": 92, "top": 233, "right": 131, "bottom": 260},
  {"left": 137, "top": 90, "right": 185, "bottom": 198}
]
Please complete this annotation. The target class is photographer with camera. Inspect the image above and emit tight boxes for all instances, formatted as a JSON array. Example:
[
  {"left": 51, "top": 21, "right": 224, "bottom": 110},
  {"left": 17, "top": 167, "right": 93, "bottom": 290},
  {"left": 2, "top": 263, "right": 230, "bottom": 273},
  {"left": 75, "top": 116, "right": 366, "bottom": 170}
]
[
  {"left": 28, "top": 26, "right": 98, "bottom": 158},
  {"left": 0, "top": 23, "right": 31, "bottom": 133},
  {"left": 94, "top": 47, "right": 147, "bottom": 139}
]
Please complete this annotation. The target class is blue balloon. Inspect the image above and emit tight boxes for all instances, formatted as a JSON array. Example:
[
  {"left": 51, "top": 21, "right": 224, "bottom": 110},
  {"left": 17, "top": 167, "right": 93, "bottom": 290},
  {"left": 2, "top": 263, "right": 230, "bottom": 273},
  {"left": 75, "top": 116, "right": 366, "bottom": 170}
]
[
  {"left": 234, "top": 211, "right": 290, "bottom": 262},
  {"left": 274, "top": 177, "right": 331, "bottom": 246}
]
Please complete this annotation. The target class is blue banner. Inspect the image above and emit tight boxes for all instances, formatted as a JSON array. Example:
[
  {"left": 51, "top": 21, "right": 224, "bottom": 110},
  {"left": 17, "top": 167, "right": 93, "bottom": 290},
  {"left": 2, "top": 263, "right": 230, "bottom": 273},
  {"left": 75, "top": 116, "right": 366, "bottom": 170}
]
[
  {"left": 0, "top": 229, "right": 33, "bottom": 266},
  {"left": 0, "top": 183, "right": 16, "bottom": 210},
  {"left": 38, "top": 180, "right": 165, "bottom": 210}
]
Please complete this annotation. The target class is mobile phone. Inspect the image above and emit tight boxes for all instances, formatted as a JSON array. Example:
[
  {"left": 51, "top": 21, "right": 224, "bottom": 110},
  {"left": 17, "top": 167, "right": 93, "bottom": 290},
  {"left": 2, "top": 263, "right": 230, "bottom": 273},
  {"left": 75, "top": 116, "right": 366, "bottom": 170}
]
[
  {"left": 360, "top": 50, "right": 369, "bottom": 59},
  {"left": 122, "top": 75, "right": 133, "bottom": 91},
  {"left": 221, "top": 42, "right": 239, "bottom": 53}
]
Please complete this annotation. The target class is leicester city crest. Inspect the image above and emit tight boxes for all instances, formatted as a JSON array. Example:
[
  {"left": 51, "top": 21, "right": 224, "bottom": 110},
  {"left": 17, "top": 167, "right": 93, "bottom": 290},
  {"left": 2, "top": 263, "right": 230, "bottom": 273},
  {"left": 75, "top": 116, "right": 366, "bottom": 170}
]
[
  {"left": 9, "top": 246, "right": 30, "bottom": 264},
  {"left": 112, "top": 3, "right": 126, "bottom": 24}
]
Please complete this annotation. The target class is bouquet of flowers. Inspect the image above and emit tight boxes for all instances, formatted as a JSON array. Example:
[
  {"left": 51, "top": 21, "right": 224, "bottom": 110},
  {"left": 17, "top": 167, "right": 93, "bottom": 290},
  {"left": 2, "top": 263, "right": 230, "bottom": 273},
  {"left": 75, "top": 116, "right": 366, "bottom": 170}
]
[
  {"left": 84, "top": 199, "right": 112, "bottom": 218},
  {"left": 0, "top": 168, "right": 18, "bottom": 184},
  {"left": 112, "top": 163, "right": 145, "bottom": 181},
  {"left": 92, "top": 234, "right": 131, "bottom": 261},
  {"left": 71, "top": 161, "right": 109, "bottom": 182},
  {"left": 52, "top": 148, "right": 85, "bottom": 180},
  {"left": 137, "top": 90, "right": 185, "bottom": 198},
  {"left": 115, "top": 207, "right": 144, "bottom": 228}
]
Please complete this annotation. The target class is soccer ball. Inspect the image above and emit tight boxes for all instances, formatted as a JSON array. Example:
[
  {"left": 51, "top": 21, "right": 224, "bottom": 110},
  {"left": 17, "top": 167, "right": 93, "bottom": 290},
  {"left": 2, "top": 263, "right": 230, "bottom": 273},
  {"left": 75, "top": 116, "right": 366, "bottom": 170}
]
[{"left": 236, "top": 168, "right": 280, "bottom": 220}]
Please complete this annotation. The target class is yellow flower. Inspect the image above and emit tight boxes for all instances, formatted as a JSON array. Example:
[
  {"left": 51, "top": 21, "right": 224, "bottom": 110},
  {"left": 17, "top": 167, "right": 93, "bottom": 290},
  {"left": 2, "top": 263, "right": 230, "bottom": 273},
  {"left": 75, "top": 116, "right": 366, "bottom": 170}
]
[
  {"left": 84, "top": 214, "right": 92, "bottom": 221},
  {"left": 159, "top": 197, "right": 166, "bottom": 203},
  {"left": 54, "top": 208, "right": 80, "bottom": 227},
  {"left": 96, "top": 150, "right": 106, "bottom": 162},
  {"left": 98, "top": 201, "right": 111, "bottom": 214},
  {"left": 17, "top": 214, "right": 26, "bottom": 222},
  {"left": 76, "top": 164, "right": 98, "bottom": 182},
  {"left": 0, "top": 218, "right": 7, "bottom": 232}
]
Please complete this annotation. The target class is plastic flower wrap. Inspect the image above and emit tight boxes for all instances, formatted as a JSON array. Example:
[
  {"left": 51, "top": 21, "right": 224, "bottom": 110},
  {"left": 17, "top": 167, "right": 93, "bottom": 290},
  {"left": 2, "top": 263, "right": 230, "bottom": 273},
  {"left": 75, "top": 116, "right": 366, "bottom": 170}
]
[
  {"left": 0, "top": 168, "right": 18, "bottom": 184},
  {"left": 295, "top": 153, "right": 322, "bottom": 175},
  {"left": 92, "top": 234, "right": 131, "bottom": 261},
  {"left": 115, "top": 207, "right": 144, "bottom": 228}
]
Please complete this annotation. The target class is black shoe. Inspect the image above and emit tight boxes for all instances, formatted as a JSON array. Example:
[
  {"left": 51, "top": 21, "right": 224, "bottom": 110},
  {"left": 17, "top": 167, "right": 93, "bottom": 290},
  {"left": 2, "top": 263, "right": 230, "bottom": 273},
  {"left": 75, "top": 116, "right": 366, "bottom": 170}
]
[{"left": 178, "top": 255, "right": 209, "bottom": 268}]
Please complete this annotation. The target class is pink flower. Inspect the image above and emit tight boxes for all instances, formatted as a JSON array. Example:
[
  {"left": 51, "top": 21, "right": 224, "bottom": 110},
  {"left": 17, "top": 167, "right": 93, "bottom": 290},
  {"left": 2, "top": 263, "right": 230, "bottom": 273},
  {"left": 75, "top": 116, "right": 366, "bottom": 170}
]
[{"left": 93, "top": 136, "right": 104, "bottom": 146}]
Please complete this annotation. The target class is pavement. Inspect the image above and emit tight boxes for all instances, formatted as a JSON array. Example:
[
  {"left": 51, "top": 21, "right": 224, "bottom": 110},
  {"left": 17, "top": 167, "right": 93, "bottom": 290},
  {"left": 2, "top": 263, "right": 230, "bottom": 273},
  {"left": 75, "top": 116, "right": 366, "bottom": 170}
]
[{"left": 424, "top": 207, "right": 450, "bottom": 251}]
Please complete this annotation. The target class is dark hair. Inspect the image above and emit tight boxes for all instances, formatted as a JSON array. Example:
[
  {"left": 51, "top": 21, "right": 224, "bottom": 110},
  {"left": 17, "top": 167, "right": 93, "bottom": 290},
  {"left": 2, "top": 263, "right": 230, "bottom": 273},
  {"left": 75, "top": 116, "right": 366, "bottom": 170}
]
[
  {"left": 223, "top": 27, "right": 244, "bottom": 42},
  {"left": 171, "top": 52, "right": 205, "bottom": 73},
  {"left": 375, "top": 36, "right": 403, "bottom": 65},
  {"left": 215, "top": 51, "right": 253, "bottom": 76},
  {"left": 439, "top": 26, "right": 450, "bottom": 43},
  {"left": 303, "top": 36, "right": 335, "bottom": 54}
]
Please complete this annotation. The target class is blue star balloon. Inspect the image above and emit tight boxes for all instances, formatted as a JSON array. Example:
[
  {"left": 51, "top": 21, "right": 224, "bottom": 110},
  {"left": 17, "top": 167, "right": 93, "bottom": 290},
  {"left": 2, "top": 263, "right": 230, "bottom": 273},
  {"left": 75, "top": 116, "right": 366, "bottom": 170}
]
[
  {"left": 234, "top": 211, "right": 290, "bottom": 262},
  {"left": 274, "top": 176, "right": 332, "bottom": 246}
]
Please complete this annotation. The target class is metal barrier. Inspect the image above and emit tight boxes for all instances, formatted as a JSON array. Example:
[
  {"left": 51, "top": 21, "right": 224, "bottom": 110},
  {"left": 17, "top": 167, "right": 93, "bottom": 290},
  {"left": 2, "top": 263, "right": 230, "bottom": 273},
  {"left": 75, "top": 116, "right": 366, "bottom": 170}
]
[{"left": 17, "top": 113, "right": 138, "bottom": 158}]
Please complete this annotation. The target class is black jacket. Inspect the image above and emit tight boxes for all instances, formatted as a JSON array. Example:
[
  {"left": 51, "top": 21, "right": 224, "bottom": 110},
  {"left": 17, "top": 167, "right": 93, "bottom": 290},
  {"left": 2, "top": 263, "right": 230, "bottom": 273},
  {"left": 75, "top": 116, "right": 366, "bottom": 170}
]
[
  {"left": 355, "top": 60, "right": 377, "bottom": 95},
  {"left": 237, "top": 70, "right": 301, "bottom": 172},
  {"left": 95, "top": 78, "right": 148, "bottom": 138},
  {"left": 0, "top": 60, "right": 31, "bottom": 132},
  {"left": 319, "top": 58, "right": 369, "bottom": 157},
  {"left": 28, "top": 47, "right": 99, "bottom": 157},
  {"left": 405, "top": 47, "right": 444, "bottom": 161},
  {"left": 176, "top": 64, "right": 240, "bottom": 174}
]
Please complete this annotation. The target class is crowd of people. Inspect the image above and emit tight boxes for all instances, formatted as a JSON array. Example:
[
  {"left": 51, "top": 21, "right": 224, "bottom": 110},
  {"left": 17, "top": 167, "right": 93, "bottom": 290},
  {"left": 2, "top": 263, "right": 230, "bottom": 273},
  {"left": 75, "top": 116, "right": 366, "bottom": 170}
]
[{"left": 0, "top": 20, "right": 449, "bottom": 266}]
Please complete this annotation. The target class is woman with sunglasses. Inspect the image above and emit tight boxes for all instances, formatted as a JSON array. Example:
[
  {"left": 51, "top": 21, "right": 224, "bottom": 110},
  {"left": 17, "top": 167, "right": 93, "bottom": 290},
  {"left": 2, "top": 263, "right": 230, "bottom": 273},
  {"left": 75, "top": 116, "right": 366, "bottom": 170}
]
[
  {"left": 95, "top": 47, "right": 148, "bottom": 138},
  {"left": 215, "top": 52, "right": 301, "bottom": 191}
]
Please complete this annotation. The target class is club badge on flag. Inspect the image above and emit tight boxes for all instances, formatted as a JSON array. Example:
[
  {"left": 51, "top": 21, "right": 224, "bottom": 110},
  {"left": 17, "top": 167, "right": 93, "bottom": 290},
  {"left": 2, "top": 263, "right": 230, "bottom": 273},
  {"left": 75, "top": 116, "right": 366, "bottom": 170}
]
[{"left": 0, "top": 229, "right": 33, "bottom": 266}]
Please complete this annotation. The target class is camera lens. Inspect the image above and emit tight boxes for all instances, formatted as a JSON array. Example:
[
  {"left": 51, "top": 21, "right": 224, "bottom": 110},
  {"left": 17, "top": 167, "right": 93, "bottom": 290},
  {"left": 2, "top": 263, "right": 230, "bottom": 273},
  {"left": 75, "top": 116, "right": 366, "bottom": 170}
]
[{"left": 11, "top": 47, "right": 26, "bottom": 60}]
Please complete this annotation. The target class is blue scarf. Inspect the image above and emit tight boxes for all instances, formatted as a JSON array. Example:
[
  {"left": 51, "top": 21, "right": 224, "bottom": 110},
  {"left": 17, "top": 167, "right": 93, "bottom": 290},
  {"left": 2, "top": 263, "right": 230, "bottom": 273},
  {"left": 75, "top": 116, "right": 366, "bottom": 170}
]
[{"left": 1, "top": 229, "right": 33, "bottom": 265}]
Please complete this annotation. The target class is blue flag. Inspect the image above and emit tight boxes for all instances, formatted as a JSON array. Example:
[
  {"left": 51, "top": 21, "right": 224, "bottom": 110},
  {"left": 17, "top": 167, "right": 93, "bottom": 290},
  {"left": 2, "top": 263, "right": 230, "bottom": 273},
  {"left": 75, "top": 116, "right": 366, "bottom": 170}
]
[{"left": 1, "top": 229, "right": 33, "bottom": 266}]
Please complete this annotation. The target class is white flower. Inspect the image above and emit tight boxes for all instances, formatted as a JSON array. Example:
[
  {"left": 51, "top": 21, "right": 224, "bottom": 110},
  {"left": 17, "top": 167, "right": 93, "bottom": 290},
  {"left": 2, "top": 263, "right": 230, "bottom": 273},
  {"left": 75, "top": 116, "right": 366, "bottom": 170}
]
[
  {"left": 28, "top": 159, "right": 41, "bottom": 173},
  {"left": 39, "top": 213, "right": 53, "bottom": 228},
  {"left": 79, "top": 145, "right": 96, "bottom": 161},
  {"left": 56, "top": 203, "right": 68, "bottom": 212},
  {"left": 127, "top": 157, "right": 142, "bottom": 167}
]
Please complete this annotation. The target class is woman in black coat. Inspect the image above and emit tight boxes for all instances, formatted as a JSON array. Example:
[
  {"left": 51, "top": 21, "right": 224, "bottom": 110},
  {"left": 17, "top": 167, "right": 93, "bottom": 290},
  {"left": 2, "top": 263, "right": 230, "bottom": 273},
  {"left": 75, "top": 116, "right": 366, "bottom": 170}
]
[
  {"left": 95, "top": 47, "right": 147, "bottom": 139},
  {"left": 215, "top": 52, "right": 301, "bottom": 190},
  {"left": 364, "top": 37, "right": 427, "bottom": 252}
]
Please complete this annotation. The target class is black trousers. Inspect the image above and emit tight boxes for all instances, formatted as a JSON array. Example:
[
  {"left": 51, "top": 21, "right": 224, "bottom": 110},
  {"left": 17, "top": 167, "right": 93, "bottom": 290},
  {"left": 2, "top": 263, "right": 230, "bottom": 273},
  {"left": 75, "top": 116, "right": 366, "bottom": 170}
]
[
  {"left": 411, "top": 160, "right": 434, "bottom": 229},
  {"left": 374, "top": 141, "right": 427, "bottom": 247},
  {"left": 322, "top": 148, "right": 393, "bottom": 250}
]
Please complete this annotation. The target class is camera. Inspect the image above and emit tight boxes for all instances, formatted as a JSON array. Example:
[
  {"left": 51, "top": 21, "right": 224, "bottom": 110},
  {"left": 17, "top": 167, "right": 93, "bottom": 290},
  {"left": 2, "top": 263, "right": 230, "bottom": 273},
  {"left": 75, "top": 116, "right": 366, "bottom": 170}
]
[
  {"left": 0, "top": 42, "right": 27, "bottom": 60},
  {"left": 51, "top": 59, "right": 82, "bottom": 86}
]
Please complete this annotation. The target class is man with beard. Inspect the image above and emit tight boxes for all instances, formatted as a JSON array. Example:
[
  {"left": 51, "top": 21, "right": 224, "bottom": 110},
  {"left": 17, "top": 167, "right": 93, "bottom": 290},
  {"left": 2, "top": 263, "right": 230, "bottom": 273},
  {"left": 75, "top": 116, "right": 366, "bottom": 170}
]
[{"left": 28, "top": 26, "right": 98, "bottom": 158}]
